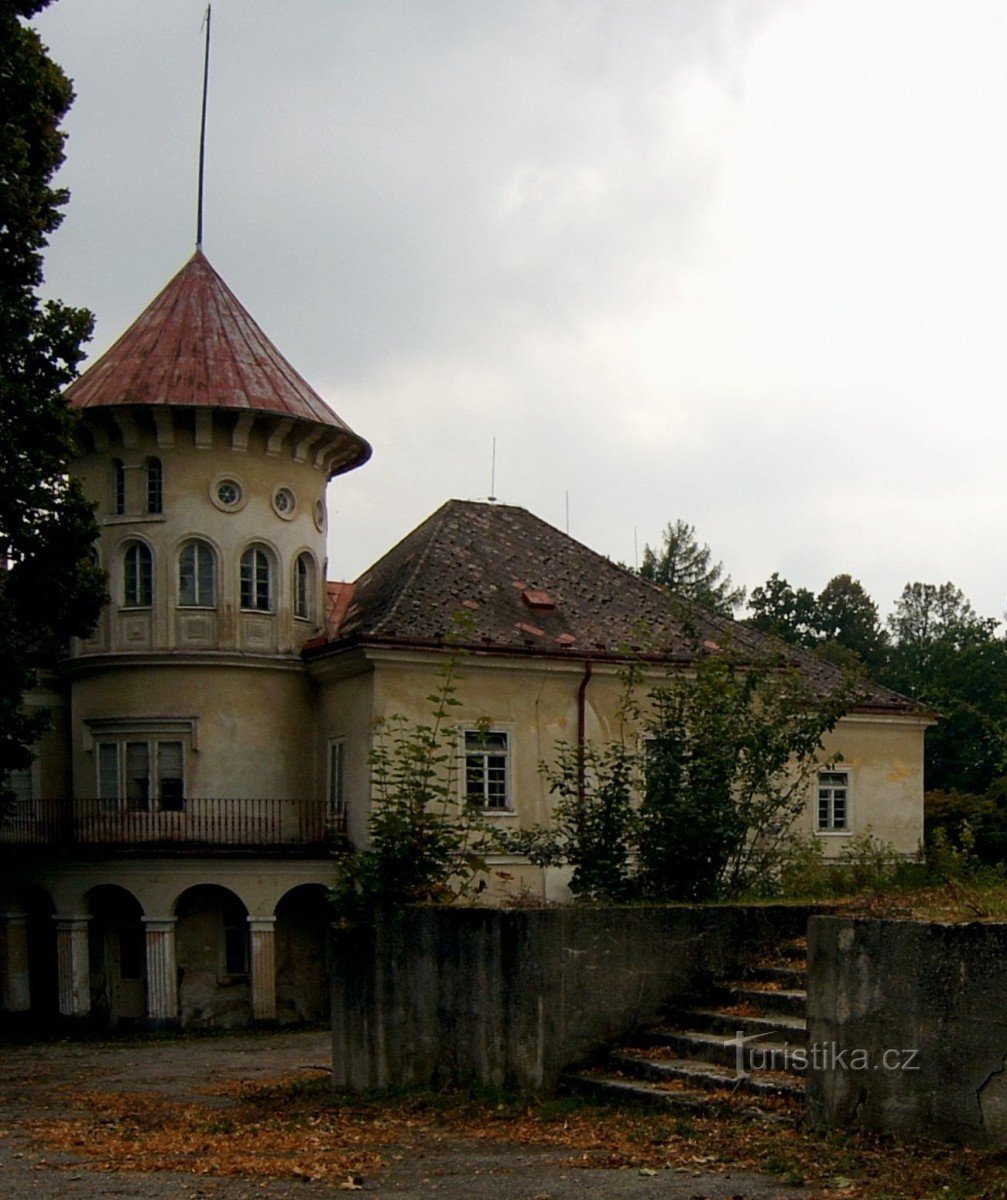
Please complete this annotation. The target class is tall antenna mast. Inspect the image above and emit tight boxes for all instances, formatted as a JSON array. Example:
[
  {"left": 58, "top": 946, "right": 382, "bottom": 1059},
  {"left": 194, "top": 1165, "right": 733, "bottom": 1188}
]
[
  {"left": 196, "top": 5, "right": 212, "bottom": 249},
  {"left": 488, "top": 437, "right": 497, "bottom": 502}
]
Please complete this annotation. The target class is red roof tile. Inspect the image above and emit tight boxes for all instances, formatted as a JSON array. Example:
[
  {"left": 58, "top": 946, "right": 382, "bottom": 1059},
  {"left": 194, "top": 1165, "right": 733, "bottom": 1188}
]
[{"left": 66, "top": 251, "right": 371, "bottom": 472}]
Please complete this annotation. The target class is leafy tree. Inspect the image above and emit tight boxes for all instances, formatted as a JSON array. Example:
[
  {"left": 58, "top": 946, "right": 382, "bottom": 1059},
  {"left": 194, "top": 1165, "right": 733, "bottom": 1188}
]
[
  {"left": 746, "top": 573, "right": 818, "bottom": 648},
  {"left": 514, "top": 646, "right": 856, "bottom": 902},
  {"left": 814, "top": 574, "right": 887, "bottom": 669},
  {"left": 330, "top": 658, "right": 495, "bottom": 924},
  {"left": 0, "top": 3, "right": 105, "bottom": 806},
  {"left": 636, "top": 651, "right": 855, "bottom": 899},
  {"left": 883, "top": 582, "right": 1007, "bottom": 794},
  {"left": 639, "top": 520, "right": 745, "bottom": 614}
]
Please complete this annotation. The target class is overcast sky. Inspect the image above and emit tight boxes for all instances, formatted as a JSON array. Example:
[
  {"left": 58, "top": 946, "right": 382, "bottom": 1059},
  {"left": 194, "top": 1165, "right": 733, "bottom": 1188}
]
[{"left": 31, "top": 1, "right": 1007, "bottom": 623}]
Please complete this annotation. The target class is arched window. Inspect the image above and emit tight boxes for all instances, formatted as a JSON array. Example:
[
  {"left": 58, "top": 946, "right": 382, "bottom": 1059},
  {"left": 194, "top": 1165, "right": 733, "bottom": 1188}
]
[
  {"left": 146, "top": 457, "right": 163, "bottom": 514},
  {"left": 294, "top": 553, "right": 315, "bottom": 621},
  {"left": 112, "top": 459, "right": 126, "bottom": 515},
  {"left": 240, "top": 546, "right": 272, "bottom": 612},
  {"left": 123, "top": 542, "right": 153, "bottom": 607},
  {"left": 178, "top": 539, "right": 216, "bottom": 607}
]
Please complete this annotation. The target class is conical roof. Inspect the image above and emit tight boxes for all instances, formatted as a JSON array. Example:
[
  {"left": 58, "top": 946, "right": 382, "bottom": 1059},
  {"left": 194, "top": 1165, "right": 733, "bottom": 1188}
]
[{"left": 66, "top": 250, "right": 370, "bottom": 473}]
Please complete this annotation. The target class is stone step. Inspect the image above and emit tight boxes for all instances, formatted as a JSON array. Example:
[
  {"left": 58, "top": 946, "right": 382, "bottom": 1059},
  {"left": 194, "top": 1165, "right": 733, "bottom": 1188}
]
[
  {"left": 565, "top": 1071, "right": 714, "bottom": 1113},
  {"left": 635, "top": 1028, "right": 806, "bottom": 1076},
  {"left": 744, "top": 964, "right": 806, "bottom": 990},
  {"left": 663, "top": 1006, "right": 807, "bottom": 1044},
  {"left": 722, "top": 985, "right": 807, "bottom": 1018},
  {"left": 608, "top": 1052, "right": 805, "bottom": 1100}
]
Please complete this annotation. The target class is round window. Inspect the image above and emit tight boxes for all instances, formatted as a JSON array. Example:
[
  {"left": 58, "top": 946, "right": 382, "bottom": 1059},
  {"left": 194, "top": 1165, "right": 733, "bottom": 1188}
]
[
  {"left": 272, "top": 486, "right": 296, "bottom": 519},
  {"left": 214, "top": 478, "right": 243, "bottom": 510},
  {"left": 313, "top": 498, "right": 325, "bottom": 532}
]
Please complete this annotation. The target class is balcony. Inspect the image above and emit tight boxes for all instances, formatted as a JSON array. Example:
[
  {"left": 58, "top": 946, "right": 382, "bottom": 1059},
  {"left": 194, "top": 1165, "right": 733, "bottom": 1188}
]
[{"left": 0, "top": 797, "right": 348, "bottom": 855}]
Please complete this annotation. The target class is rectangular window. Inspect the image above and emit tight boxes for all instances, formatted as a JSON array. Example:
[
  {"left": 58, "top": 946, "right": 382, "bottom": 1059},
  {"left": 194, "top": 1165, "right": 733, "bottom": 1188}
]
[
  {"left": 328, "top": 738, "right": 346, "bottom": 822},
  {"left": 465, "top": 730, "right": 510, "bottom": 811},
  {"left": 817, "top": 770, "right": 849, "bottom": 831},
  {"left": 96, "top": 738, "right": 185, "bottom": 811}
]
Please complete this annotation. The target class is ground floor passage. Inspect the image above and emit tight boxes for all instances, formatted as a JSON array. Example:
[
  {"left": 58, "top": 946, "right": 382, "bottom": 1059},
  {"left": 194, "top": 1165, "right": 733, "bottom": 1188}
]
[{"left": 0, "top": 875, "right": 333, "bottom": 1028}]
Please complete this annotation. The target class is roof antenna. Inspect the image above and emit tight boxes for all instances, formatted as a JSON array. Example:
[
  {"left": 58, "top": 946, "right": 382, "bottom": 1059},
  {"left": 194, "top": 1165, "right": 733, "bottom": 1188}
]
[
  {"left": 488, "top": 436, "right": 497, "bottom": 502},
  {"left": 196, "top": 4, "right": 212, "bottom": 250}
]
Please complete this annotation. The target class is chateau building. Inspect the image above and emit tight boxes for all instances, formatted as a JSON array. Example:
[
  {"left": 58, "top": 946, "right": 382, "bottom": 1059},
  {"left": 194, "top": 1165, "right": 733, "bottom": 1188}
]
[{"left": 0, "top": 254, "right": 930, "bottom": 1030}]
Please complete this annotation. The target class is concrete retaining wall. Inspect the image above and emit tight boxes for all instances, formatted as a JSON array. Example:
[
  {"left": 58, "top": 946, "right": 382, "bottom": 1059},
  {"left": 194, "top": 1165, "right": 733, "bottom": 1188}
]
[
  {"left": 331, "top": 904, "right": 810, "bottom": 1093},
  {"left": 807, "top": 916, "right": 1007, "bottom": 1144}
]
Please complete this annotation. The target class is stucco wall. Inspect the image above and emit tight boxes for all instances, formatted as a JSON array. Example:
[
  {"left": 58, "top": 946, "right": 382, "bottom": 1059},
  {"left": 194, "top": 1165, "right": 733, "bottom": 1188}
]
[
  {"left": 807, "top": 916, "right": 1007, "bottom": 1144},
  {"left": 331, "top": 904, "right": 812, "bottom": 1093}
]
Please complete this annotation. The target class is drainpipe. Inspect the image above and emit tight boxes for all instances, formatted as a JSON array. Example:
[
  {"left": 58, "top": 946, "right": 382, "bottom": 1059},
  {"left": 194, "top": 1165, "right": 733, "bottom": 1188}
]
[{"left": 576, "top": 659, "right": 593, "bottom": 815}]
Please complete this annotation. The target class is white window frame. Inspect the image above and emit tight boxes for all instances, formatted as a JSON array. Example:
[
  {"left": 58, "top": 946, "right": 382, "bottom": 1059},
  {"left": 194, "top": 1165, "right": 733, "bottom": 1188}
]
[
  {"left": 816, "top": 768, "right": 851, "bottom": 834},
  {"left": 294, "top": 552, "right": 315, "bottom": 621},
  {"left": 240, "top": 545, "right": 273, "bottom": 612},
  {"left": 95, "top": 737, "right": 186, "bottom": 812},
  {"left": 463, "top": 728, "right": 512, "bottom": 813},
  {"left": 122, "top": 541, "right": 153, "bottom": 608}
]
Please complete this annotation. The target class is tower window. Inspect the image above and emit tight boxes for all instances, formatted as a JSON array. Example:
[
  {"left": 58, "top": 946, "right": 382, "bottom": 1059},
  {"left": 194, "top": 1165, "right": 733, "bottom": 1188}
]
[
  {"left": 240, "top": 546, "right": 272, "bottom": 612},
  {"left": 146, "top": 457, "right": 163, "bottom": 514},
  {"left": 294, "top": 553, "right": 314, "bottom": 620},
  {"left": 123, "top": 542, "right": 153, "bottom": 607},
  {"left": 96, "top": 737, "right": 186, "bottom": 812},
  {"left": 112, "top": 459, "right": 126, "bottom": 515},
  {"left": 178, "top": 539, "right": 216, "bottom": 607}
]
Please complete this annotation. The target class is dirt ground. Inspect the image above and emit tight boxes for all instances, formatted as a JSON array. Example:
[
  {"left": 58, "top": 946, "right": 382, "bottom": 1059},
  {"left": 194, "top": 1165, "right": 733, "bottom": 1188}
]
[{"left": 0, "top": 1029, "right": 796, "bottom": 1199}]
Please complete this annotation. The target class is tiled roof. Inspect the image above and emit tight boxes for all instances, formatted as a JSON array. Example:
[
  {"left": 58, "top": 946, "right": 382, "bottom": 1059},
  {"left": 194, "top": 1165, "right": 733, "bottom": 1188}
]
[
  {"left": 65, "top": 251, "right": 371, "bottom": 473},
  {"left": 314, "top": 499, "right": 917, "bottom": 712}
]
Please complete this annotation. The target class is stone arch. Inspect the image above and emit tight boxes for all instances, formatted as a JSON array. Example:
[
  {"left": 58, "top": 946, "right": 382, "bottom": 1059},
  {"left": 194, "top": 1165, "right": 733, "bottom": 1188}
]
[
  {"left": 85, "top": 884, "right": 146, "bottom": 1028},
  {"left": 274, "top": 883, "right": 330, "bottom": 1025},
  {"left": 174, "top": 883, "right": 251, "bottom": 1028}
]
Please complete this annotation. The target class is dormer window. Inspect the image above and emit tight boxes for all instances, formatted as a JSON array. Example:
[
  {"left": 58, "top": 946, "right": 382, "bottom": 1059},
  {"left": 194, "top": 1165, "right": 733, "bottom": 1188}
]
[{"left": 146, "top": 457, "right": 163, "bottom": 514}]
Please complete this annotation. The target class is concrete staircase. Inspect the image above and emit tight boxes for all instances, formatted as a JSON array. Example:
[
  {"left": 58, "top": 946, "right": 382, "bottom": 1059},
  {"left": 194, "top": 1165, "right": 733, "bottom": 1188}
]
[{"left": 565, "top": 938, "right": 808, "bottom": 1111}]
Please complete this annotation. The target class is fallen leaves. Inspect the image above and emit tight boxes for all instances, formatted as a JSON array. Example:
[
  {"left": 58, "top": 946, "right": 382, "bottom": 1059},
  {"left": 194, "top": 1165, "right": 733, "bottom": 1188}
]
[{"left": 18, "top": 1073, "right": 1007, "bottom": 1198}]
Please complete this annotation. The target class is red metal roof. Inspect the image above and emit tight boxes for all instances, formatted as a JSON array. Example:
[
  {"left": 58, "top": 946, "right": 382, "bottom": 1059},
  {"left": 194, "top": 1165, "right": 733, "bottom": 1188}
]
[{"left": 66, "top": 251, "right": 371, "bottom": 467}]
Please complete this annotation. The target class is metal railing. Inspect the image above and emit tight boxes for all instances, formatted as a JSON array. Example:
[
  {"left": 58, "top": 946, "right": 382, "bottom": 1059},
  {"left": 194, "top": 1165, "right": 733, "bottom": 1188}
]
[{"left": 0, "top": 797, "right": 347, "bottom": 852}]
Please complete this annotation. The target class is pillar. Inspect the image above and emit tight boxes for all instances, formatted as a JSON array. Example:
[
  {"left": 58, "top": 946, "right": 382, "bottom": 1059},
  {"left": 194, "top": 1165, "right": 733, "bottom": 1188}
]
[
  {"left": 143, "top": 916, "right": 179, "bottom": 1024},
  {"left": 248, "top": 915, "right": 276, "bottom": 1022},
  {"left": 55, "top": 915, "right": 91, "bottom": 1018},
  {"left": 0, "top": 914, "right": 31, "bottom": 1012}
]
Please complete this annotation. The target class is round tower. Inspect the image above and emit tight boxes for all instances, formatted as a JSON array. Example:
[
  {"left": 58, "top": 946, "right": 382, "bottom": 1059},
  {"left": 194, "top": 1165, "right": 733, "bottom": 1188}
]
[{"left": 63, "top": 251, "right": 370, "bottom": 804}]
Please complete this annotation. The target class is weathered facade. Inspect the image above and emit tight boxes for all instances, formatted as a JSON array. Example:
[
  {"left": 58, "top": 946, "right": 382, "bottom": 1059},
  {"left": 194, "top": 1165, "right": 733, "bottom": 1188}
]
[{"left": 0, "top": 254, "right": 930, "bottom": 1030}]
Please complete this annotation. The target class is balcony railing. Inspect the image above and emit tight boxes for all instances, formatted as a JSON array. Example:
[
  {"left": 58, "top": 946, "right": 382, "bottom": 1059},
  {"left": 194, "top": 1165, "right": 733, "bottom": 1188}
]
[{"left": 0, "top": 798, "right": 348, "bottom": 852}]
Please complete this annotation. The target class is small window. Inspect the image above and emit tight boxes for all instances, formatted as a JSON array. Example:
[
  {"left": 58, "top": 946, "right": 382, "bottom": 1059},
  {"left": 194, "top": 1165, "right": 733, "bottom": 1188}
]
[
  {"left": 178, "top": 539, "right": 216, "bottom": 607},
  {"left": 294, "top": 553, "right": 314, "bottom": 621},
  {"left": 240, "top": 546, "right": 272, "bottom": 612},
  {"left": 112, "top": 459, "right": 126, "bottom": 515},
  {"left": 465, "top": 730, "right": 510, "bottom": 811},
  {"left": 146, "top": 457, "right": 163, "bottom": 514},
  {"left": 123, "top": 542, "right": 153, "bottom": 607},
  {"left": 214, "top": 478, "right": 243, "bottom": 510},
  {"left": 817, "top": 770, "right": 849, "bottom": 831},
  {"left": 272, "top": 486, "right": 296, "bottom": 519},
  {"left": 328, "top": 738, "right": 346, "bottom": 822}
]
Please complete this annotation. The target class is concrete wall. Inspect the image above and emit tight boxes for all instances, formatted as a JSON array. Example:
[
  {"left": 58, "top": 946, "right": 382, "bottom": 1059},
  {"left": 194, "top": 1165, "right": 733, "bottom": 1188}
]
[
  {"left": 807, "top": 916, "right": 1007, "bottom": 1144},
  {"left": 331, "top": 904, "right": 811, "bottom": 1093}
]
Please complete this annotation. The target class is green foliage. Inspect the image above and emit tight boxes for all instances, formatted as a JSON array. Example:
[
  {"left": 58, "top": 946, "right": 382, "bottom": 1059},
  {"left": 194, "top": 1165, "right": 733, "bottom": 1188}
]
[
  {"left": 0, "top": 3, "right": 105, "bottom": 806},
  {"left": 522, "top": 646, "right": 855, "bottom": 902},
  {"left": 926, "top": 785, "right": 1007, "bottom": 865},
  {"left": 746, "top": 573, "right": 886, "bottom": 670},
  {"left": 331, "top": 658, "right": 495, "bottom": 924},
  {"left": 638, "top": 519, "right": 745, "bottom": 614}
]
